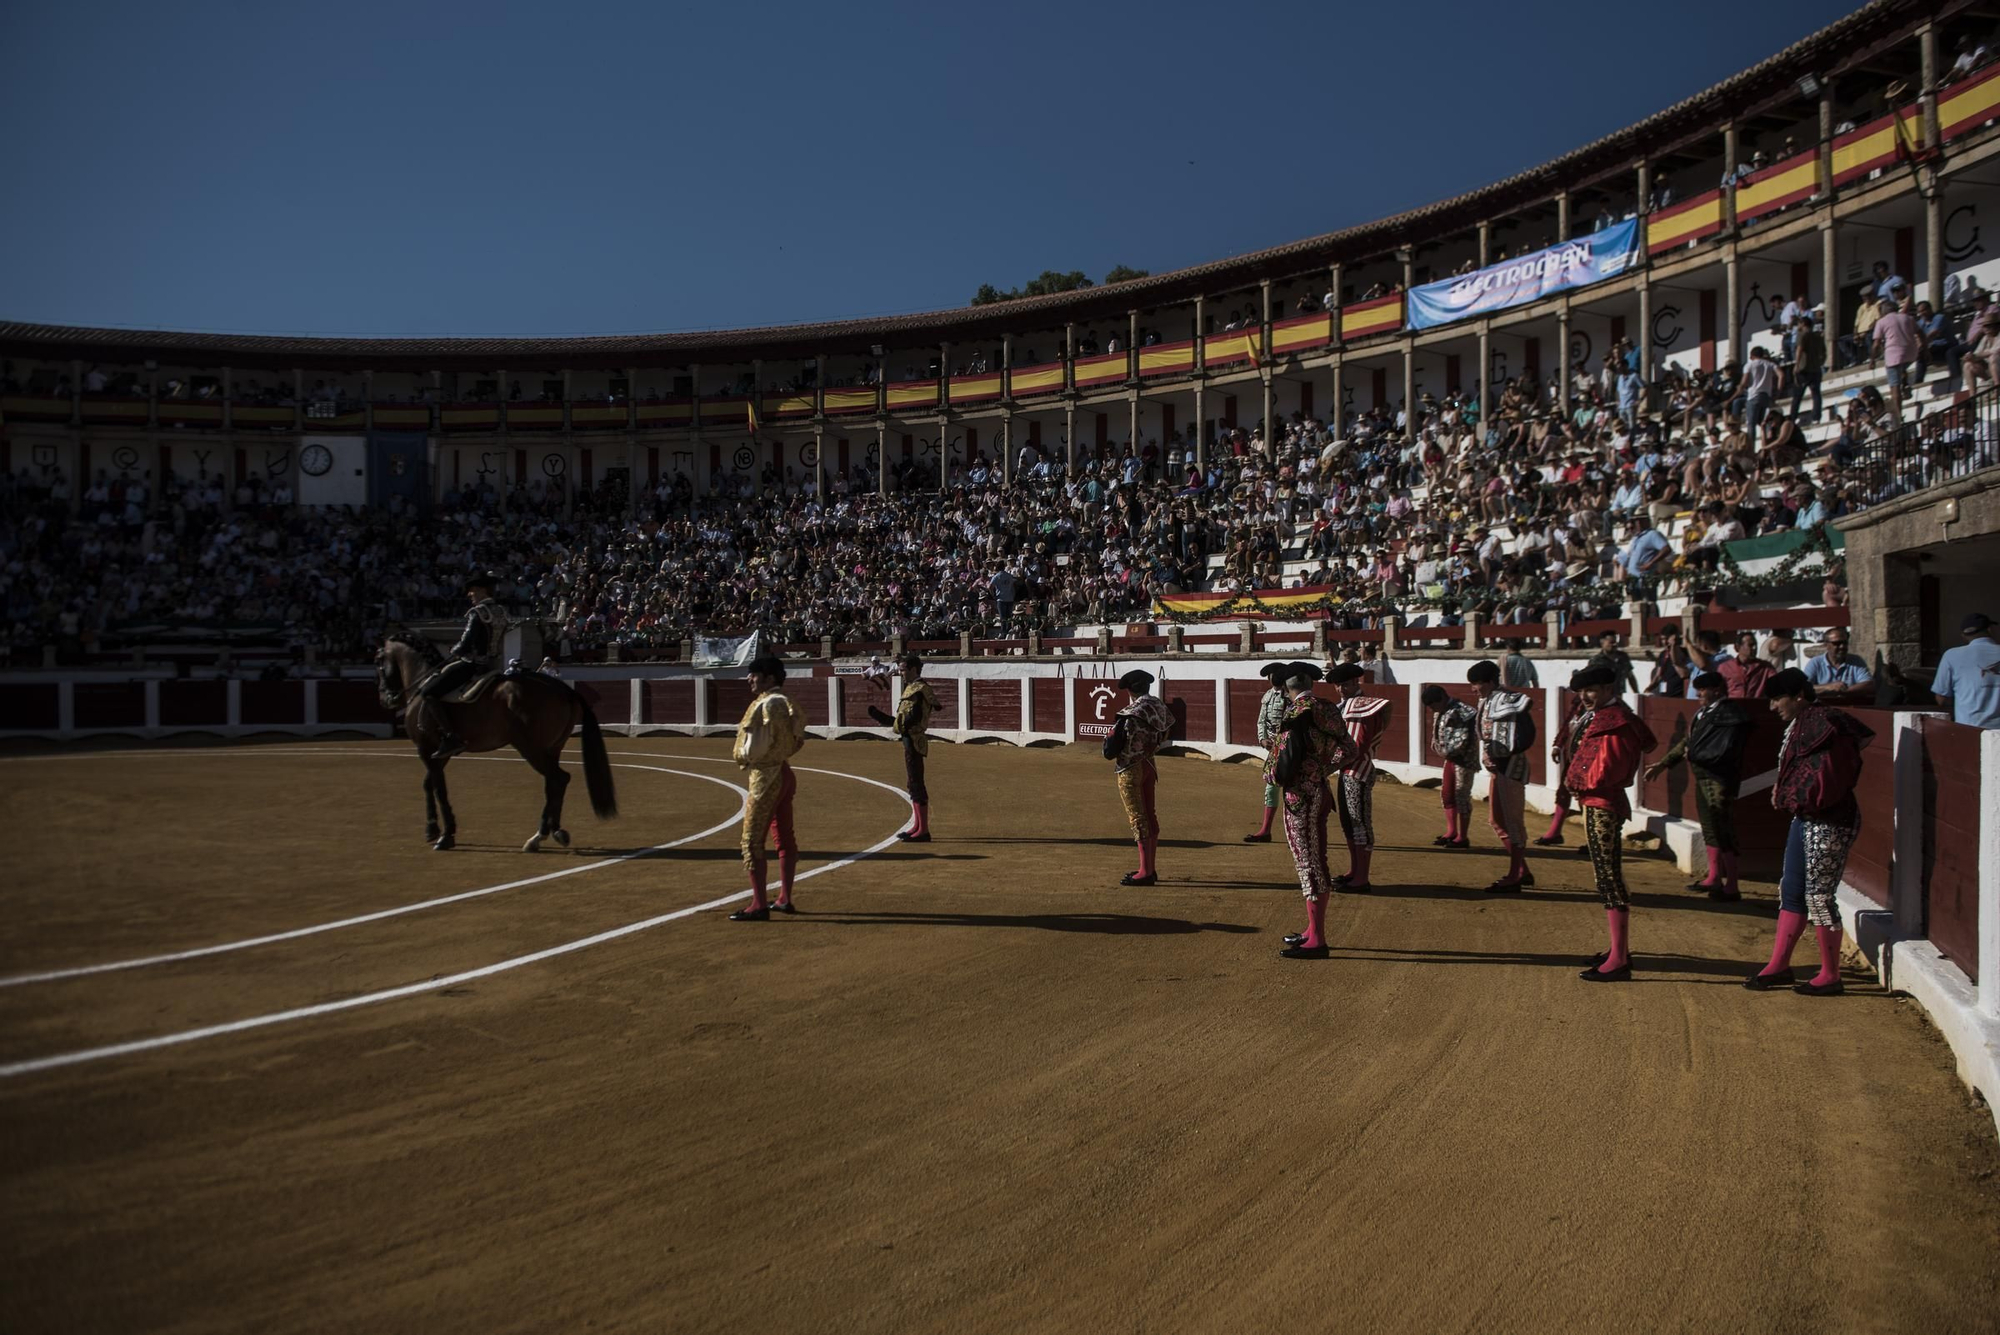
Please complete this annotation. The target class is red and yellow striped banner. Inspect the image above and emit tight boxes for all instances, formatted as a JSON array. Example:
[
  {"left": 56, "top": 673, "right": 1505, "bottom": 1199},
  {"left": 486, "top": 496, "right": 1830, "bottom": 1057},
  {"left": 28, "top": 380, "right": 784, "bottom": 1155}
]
[
  {"left": 81, "top": 398, "right": 151, "bottom": 424},
  {"left": 885, "top": 380, "right": 939, "bottom": 412},
  {"left": 761, "top": 393, "right": 815, "bottom": 419},
  {"left": 569, "top": 404, "right": 629, "bottom": 430},
  {"left": 372, "top": 405, "right": 432, "bottom": 431},
  {"left": 1009, "top": 362, "right": 1065, "bottom": 396},
  {"left": 635, "top": 400, "right": 693, "bottom": 427},
  {"left": 1940, "top": 62, "right": 2000, "bottom": 140},
  {"left": 948, "top": 372, "right": 1003, "bottom": 402},
  {"left": 228, "top": 404, "right": 295, "bottom": 428},
  {"left": 697, "top": 397, "right": 747, "bottom": 427},
  {"left": 1270, "top": 312, "right": 1333, "bottom": 356},
  {"left": 1646, "top": 189, "right": 1724, "bottom": 254},
  {"left": 1338, "top": 294, "right": 1402, "bottom": 341},
  {"left": 0, "top": 395, "right": 72, "bottom": 423},
  {"left": 1734, "top": 150, "right": 1819, "bottom": 224},
  {"left": 1153, "top": 583, "right": 1337, "bottom": 619},
  {"left": 821, "top": 387, "right": 876, "bottom": 415},
  {"left": 1203, "top": 329, "right": 1263, "bottom": 367},
  {"left": 158, "top": 402, "right": 226, "bottom": 426},
  {"left": 1831, "top": 108, "right": 1920, "bottom": 187},
  {"left": 441, "top": 404, "right": 502, "bottom": 432},
  {"left": 1137, "top": 340, "right": 1195, "bottom": 377},
  {"left": 1071, "top": 352, "right": 1127, "bottom": 388},
  {"left": 506, "top": 404, "right": 564, "bottom": 430}
]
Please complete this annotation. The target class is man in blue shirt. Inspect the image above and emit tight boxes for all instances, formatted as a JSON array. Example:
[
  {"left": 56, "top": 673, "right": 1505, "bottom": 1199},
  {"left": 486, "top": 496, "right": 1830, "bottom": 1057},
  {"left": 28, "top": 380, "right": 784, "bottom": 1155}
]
[
  {"left": 1933, "top": 613, "right": 2000, "bottom": 728},
  {"left": 1618, "top": 517, "right": 1670, "bottom": 590},
  {"left": 1801, "top": 630, "right": 1872, "bottom": 700}
]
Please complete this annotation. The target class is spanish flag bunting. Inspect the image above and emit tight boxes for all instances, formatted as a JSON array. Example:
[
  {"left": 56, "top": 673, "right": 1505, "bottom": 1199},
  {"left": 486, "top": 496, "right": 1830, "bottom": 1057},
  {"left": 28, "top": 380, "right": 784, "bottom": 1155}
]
[{"left": 746, "top": 399, "right": 760, "bottom": 434}]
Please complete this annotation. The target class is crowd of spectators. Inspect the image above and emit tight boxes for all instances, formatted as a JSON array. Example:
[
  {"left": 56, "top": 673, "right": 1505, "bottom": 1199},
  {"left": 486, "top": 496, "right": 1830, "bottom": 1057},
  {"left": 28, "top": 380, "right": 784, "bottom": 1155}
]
[{"left": 6, "top": 309, "right": 1997, "bottom": 664}]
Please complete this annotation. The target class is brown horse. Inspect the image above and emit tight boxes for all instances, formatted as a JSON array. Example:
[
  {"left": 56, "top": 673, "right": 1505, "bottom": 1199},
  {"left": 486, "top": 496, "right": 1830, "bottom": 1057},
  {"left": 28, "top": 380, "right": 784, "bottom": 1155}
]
[{"left": 376, "top": 632, "right": 617, "bottom": 851}]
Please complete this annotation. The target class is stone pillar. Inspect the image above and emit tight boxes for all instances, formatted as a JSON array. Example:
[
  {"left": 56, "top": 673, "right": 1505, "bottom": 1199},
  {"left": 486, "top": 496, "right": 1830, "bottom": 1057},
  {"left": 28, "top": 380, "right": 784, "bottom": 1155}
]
[
  {"left": 1167, "top": 625, "right": 1184, "bottom": 653},
  {"left": 1638, "top": 280, "right": 1653, "bottom": 381},
  {"left": 1127, "top": 311, "right": 1139, "bottom": 382},
  {"left": 1722, "top": 122, "right": 1739, "bottom": 230},
  {"left": 1000, "top": 409, "right": 1013, "bottom": 487},
  {"left": 813, "top": 426, "right": 826, "bottom": 498},
  {"left": 1818, "top": 88, "right": 1836, "bottom": 199},
  {"left": 1556, "top": 191, "right": 1571, "bottom": 242},
  {"left": 1925, "top": 176, "right": 1945, "bottom": 309},
  {"left": 1464, "top": 612, "right": 1481, "bottom": 653},
  {"left": 1920, "top": 23, "right": 1941, "bottom": 149},
  {"left": 1064, "top": 322, "right": 1076, "bottom": 392},
  {"left": 1328, "top": 359, "right": 1343, "bottom": 434},
  {"left": 1477, "top": 220, "right": 1491, "bottom": 267},
  {"left": 1064, "top": 404, "right": 1077, "bottom": 475},
  {"left": 878, "top": 422, "right": 889, "bottom": 497},
  {"left": 1821, "top": 221, "right": 1840, "bottom": 350},
  {"left": 1383, "top": 616, "right": 1401, "bottom": 657},
  {"left": 1725, "top": 245, "right": 1742, "bottom": 366},
  {"left": 1401, "top": 342, "right": 1415, "bottom": 440},
  {"left": 1626, "top": 600, "right": 1647, "bottom": 653},
  {"left": 1193, "top": 385, "right": 1206, "bottom": 468},
  {"left": 1477, "top": 322, "right": 1491, "bottom": 419}
]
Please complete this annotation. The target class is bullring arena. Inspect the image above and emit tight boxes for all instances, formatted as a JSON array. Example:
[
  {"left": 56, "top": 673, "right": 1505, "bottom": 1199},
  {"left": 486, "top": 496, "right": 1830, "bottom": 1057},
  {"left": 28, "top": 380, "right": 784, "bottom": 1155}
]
[
  {"left": 8, "top": 0, "right": 2000, "bottom": 1330},
  {"left": 2, "top": 733, "right": 1997, "bottom": 1332}
]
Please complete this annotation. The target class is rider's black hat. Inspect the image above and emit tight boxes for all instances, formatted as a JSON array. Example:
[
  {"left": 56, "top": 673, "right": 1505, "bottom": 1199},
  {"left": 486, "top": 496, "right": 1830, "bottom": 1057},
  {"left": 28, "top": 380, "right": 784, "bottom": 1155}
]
[{"left": 465, "top": 571, "right": 499, "bottom": 593}]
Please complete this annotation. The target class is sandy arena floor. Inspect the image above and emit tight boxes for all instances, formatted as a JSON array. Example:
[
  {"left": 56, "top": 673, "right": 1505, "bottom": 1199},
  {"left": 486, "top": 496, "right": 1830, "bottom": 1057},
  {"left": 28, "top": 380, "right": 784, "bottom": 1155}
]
[{"left": 1, "top": 735, "right": 1996, "bottom": 1334}]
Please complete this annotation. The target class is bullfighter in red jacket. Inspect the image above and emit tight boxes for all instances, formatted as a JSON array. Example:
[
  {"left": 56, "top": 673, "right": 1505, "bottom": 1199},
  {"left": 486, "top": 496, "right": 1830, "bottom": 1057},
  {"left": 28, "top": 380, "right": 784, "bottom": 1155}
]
[{"left": 1564, "top": 664, "right": 1657, "bottom": 981}]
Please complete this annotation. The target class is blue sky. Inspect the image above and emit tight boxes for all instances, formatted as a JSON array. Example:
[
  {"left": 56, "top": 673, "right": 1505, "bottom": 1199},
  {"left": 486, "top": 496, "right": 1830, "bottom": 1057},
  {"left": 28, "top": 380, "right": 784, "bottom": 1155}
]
[{"left": 0, "top": 0, "right": 1857, "bottom": 336}]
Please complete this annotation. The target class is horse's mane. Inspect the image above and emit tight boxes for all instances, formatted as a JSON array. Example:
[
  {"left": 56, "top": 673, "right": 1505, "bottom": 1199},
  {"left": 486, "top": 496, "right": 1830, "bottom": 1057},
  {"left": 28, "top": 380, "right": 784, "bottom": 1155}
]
[{"left": 384, "top": 629, "right": 445, "bottom": 666}]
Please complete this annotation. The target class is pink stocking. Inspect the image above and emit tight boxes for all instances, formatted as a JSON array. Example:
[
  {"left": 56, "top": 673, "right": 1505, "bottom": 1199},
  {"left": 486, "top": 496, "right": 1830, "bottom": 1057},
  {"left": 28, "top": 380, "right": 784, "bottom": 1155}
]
[
  {"left": 1304, "top": 896, "right": 1327, "bottom": 949},
  {"left": 776, "top": 850, "right": 797, "bottom": 906},
  {"left": 1541, "top": 804, "right": 1569, "bottom": 841},
  {"left": 1810, "top": 926, "right": 1843, "bottom": 987},
  {"left": 1700, "top": 846, "right": 1720, "bottom": 887},
  {"left": 1761, "top": 910, "right": 1808, "bottom": 976},
  {"left": 747, "top": 859, "right": 769, "bottom": 912},
  {"left": 1597, "top": 908, "right": 1629, "bottom": 970}
]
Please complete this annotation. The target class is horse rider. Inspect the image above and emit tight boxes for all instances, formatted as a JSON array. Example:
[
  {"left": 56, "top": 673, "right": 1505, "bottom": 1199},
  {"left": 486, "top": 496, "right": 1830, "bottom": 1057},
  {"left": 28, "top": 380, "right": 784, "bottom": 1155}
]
[{"left": 419, "top": 571, "right": 509, "bottom": 758}]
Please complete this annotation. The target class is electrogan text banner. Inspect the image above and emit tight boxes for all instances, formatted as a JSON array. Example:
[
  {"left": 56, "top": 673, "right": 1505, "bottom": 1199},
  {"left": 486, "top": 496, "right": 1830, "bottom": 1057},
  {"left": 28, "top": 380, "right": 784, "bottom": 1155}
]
[{"left": 1404, "top": 218, "right": 1640, "bottom": 331}]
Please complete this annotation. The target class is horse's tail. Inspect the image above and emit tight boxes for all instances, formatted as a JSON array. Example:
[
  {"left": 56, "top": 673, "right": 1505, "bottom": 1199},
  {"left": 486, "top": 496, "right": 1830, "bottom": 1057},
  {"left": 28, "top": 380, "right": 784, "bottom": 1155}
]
[{"left": 577, "top": 700, "right": 619, "bottom": 819}]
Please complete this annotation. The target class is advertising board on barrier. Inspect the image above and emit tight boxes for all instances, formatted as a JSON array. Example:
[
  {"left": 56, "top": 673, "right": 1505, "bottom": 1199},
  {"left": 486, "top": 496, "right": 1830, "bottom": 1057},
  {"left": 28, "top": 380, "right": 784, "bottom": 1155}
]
[
  {"left": 1074, "top": 679, "right": 1127, "bottom": 740},
  {"left": 1405, "top": 218, "right": 1639, "bottom": 331}
]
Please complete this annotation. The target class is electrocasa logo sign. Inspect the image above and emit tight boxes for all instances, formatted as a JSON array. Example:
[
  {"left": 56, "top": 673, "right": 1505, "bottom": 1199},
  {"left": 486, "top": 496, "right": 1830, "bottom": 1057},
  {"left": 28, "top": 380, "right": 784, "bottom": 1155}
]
[{"left": 1075, "top": 680, "right": 1126, "bottom": 739}]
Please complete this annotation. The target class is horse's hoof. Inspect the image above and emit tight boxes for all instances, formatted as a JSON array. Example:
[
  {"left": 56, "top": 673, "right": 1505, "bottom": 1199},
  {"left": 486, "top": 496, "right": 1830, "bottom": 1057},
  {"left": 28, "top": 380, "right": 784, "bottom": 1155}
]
[
  {"left": 432, "top": 834, "right": 455, "bottom": 851},
  {"left": 523, "top": 834, "right": 542, "bottom": 853},
  {"left": 553, "top": 829, "right": 570, "bottom": 847}
]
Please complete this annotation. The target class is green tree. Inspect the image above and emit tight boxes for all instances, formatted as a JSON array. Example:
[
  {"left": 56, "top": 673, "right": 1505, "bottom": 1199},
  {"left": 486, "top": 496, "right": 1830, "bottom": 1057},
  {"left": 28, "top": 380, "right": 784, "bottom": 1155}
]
[
  {"left": 972, "top": 267, "right": 1141, "bottom": 305},
  {"left": 1102, "top": 265, "right": 1149, "bottom": 285}
]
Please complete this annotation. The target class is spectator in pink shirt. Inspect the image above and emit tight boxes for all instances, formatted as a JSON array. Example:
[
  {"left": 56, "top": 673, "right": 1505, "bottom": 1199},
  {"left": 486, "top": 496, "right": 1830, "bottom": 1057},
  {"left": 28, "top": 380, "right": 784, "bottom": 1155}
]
[{"left": 1872, "top": 298, "right": 1920, "bottom": 421}]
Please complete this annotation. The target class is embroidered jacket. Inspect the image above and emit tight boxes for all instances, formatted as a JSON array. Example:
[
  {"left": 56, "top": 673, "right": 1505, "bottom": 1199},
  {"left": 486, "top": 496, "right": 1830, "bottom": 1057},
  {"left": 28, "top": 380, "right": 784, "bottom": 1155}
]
[
  {"left": 895, "top": 680, "right": 940, "bottom": 756},
  {"left": 1339, "top": 692, "right": 1393, "bottom": 782},
  {"left": 734, "top": 689, "right": 806, "bottom": 771},
  {"left": 1659, "top": 698, "right": 1751, "bottom": 790},
  {"left": 1563, "top": 700, "right": 1657, "bottom": 820},
  {"left": 1430, "top": 700, "right": 1479, "bottom": 768},
  {"left": 450, "top": 597, "right": 509, "bottom": 667},
  {"left": 1113, "top": 694, "right": 1176, "bottom": 773},
  {"left": 1476, "top": 688, "right": 1536, "bottom": 782},
  {"left": 1278, "top": 693, "right": 1358, "bottom": 795},
  {"left": 1773, "top": 705, "right": 1874, "bottom": 823},
  {"left": 1256, "top": 686, "right": 1288, "bottom": 750}
]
